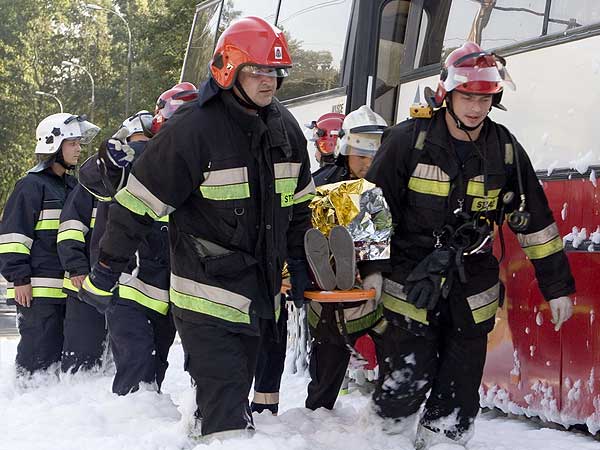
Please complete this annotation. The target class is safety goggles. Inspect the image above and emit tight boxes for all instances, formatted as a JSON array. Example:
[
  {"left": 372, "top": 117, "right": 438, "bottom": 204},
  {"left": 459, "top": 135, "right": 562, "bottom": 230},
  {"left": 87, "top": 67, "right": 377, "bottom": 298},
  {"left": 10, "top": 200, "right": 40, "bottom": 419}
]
[
  {"left": 240, "top": 65, "right": 289, "bottom": 78},
  {"left": 158, "top": 89, "right": 199, "bottom": 120},
  {"left": 63, "top": 114, "right": 100, "bottom": 144},
  {"left": 444, "top": 51, "right": 516, "bottom": 93}
]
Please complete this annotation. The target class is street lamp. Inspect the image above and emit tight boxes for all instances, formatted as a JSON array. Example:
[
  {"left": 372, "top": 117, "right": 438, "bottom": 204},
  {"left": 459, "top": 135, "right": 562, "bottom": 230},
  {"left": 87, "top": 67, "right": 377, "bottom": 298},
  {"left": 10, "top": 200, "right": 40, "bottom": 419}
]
[
  {"left": 85, "top": 3, "right": 132, "bottom": 116},
  {"left": 62, "top": 61, "right": 95, "bottom": 122},
  {"left": 35, "top": 91, "right": 63, "bottom": 113}
]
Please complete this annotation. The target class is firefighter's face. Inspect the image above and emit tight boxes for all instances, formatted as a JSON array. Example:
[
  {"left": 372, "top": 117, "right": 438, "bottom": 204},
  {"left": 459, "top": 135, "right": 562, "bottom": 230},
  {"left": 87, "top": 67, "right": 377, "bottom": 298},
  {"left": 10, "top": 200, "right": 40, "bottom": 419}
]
[
  {"left": 348, "top": 154, "right": 373, "bottom": 179},
  {"left": 236, "top": 71, "right": 277, "bottom": 107},
  {"left": 450, "top": 91, "right": 493, "bottom": 128},
  {"left": 61, "top": 139, "right": 81, "bottom": 166}
]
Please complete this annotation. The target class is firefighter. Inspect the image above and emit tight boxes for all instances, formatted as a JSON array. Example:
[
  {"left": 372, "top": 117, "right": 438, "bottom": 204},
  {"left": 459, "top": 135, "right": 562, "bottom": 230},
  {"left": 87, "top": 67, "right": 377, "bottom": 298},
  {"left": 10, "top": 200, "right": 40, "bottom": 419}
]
[
  {"left": 365, "top": 42, "right": 575, "bottom": 449},
  {"left": 57, "top": 182, "right": 106, "bottom": 373},
  {"left": 305, "top": 105, "right": 388, "bottom": 410},
  {"left": 0, "top": 113, "right": 99, "bottom": 378},
  {"left": 78, "top": 16, "right": 314, "bottom": 439},
  {"left": 78, "top": 99, "right": 194, "bottom": 395},
  {"left": 307, "top": 112, "right": 345, "bottom": 167}
]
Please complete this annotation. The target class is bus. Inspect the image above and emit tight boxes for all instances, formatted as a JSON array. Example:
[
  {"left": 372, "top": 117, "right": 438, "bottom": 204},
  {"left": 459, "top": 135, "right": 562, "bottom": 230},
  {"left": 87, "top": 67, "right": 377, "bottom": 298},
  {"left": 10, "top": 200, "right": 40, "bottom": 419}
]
[{"left": 181, "top": 0, "right": 600, "bottom": 432}]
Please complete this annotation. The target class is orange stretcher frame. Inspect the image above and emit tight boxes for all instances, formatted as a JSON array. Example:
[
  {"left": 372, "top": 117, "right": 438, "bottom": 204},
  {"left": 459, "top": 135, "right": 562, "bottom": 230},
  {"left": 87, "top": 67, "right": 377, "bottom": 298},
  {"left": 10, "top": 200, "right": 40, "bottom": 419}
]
[{"left": 281, "top": 281, "right": 375, "bottom": 303}]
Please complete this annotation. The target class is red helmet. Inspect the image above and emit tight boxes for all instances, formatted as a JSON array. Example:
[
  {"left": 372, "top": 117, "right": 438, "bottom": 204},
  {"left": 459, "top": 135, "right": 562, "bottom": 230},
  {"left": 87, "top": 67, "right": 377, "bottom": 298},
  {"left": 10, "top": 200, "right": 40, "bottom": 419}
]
[
  {"left": 431, "top": 42, "right": 515, "bottom": 108},
  {"left": 147, "top": 82, "right": 198, "bottom": 136},
  {"left": 210, "top": 16, "right": 292, "bottom": 90},
  {"left": 308, "top": 113, "right": 345, "bottom": 156}
]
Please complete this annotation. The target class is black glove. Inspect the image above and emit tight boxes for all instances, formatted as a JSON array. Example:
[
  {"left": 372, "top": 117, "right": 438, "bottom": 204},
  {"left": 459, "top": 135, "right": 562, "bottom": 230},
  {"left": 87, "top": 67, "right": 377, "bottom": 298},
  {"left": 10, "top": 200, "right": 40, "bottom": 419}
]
[
  {"left": 287, "top": 258, "right": 310, "bottom": 309},
  {"left": 78, "top": 262, "right": 120, "bottom": 314},
  {"left": 403, "top": 249, "right": 452, "bottom": 310}
]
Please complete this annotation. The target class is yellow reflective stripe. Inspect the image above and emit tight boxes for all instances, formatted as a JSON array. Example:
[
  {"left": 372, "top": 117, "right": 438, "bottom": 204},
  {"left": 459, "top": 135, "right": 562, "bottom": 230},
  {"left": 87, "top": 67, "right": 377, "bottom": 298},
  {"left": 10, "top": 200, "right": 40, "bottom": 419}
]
[
  {"left": 82, "top": 277, "right": 113, "bottom": 297},
  {"left": 0, "top": 243, "right": 30, "bottom": 255},
  {"left": 90, "top": 218, "right": 96, "bottom": 228},
  {"left": 170, "top": 288, "right": 251, "bottom": 324},
  {"left": 275, "top": 178, "right": 298, "bottom": 194},
  {"left": 345, "top": 304, "right": 383, "bottom": 334},
  {"left": 57, "top": 229, "right": 86, "bottom": 243},
  {"left": 156, "top": 215, "right": 169, "bottom": 223},
  {"left": 35, "top": 219, "right": 60, "bottom": 231},
  {"left": 472, "top": 298, "right": 499, "bottom": 324},
  {"left": 115, "top": 188, "right": 160, "bottom": 220},
  {"left": 382, "top": 292, "right": 429, "bottom": 324},
  {"left": 119, "top": 285, "right": 169, "bottom": 315},
  {"left": 199, "top": 183, "right": 250, "bottom": 200},
  {"left": 293, "top": 193, "right": 315, "bottom": 204},
  {"left": 408, "top": 177, "right": 450, "bottom": 197},
  {"left": 0, "top": 233, "right": 33, "bottom": 248},
  {"left": 63, "top": 277, "right": 79, "bottom": 293},
  {"left": 521, "top": 236, "right": 564, "bottom": 259},
  {"left": 81, "top": 184, "right": 112, "bottom": 202},
  {"left": 466, "top": 181, "right": 501, "bottom": 198},
  {"left": 6, "top": 287, "right": 66, "bottom": 299}
]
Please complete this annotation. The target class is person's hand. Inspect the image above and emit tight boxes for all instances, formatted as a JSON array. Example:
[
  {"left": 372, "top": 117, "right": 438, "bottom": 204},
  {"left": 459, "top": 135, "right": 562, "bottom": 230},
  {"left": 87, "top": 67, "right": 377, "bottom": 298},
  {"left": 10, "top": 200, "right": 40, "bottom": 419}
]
[
  {"left": 287, "top": 258, "right": 310, "bottom": 309},
  {"left": 70, "top": 274, "right": 87, "bottom": 290},
  {"left": 548, "top": 296, "right": 573, "bottom": 331},
  {"left": 403, "top": 249, "right": 452, "bottom": 310},
  {"left": 362, "top": 272, "right": 383, "bottom": 301},
  {"left": 14, "top": 284, "right": 32, "bottom": 307}
]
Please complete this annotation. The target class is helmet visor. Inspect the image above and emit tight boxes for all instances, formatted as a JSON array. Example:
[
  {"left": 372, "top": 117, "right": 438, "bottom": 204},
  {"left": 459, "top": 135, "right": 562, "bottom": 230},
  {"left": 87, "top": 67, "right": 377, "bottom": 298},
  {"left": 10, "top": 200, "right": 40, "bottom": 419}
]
[
  {"left": 160, "top": 89, "right": 199, "bottom": 120},
  {"left": 241, "top": 65, "right": 289, "bottom": 78},
  {"left": 63, "top": 115, "right": 100, "bottom": 144},
  {"left": 444, "top": 52, "right": 516, "bottom": 93}
]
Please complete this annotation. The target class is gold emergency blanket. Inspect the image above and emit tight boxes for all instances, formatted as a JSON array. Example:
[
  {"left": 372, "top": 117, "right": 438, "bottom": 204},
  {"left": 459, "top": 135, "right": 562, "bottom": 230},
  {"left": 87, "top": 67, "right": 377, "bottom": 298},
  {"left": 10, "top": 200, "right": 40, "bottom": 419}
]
[{"left": 309, "top": 179, "right": 392, "bottom": 261}]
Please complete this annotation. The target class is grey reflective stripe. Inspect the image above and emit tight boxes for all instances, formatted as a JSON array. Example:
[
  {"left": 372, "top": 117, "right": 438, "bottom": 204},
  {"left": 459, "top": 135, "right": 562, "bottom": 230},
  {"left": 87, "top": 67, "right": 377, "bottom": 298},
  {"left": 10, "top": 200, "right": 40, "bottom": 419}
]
[
  {"left": 309, "top": 301, "right": 322, "bottom": 317},
  {"left": 119, "top": 274, "right": 169, "bottom": 302},
  {"left": 383, "top": 278, "right": 407, "bottom": 300},
  {"left": 170, "top": 274, "right": 251, "bottom": 314},
  {"left": 38, "top": 209, "right": 62, "bottom": 220},
  {"left": 467, "top": 283, "right": 499, "bottom": 310},
  {"left": 341, "top": 299, "right": 379, "bottom": 322},
  {"left": 202, "top": 167, "right": 248, "bottom": 185},
  {"left": 294, "top": 178, "right": 316, "bottom": 201},
  {"left": 0, "top": 233, "right": 33, "bottom": 248},
  {"left": 7, "top": 277, "right": 65, "bottom": 289},
  {"left": 505, "top": 143, "right": 514, "bottom": 165},
  {"left": 274, "top": 162, "right": 301, "bottom": 179},
  {"left": 92, "top": 207, "right": 97, "bottom": 218},
  {"left": 471, "top": 175, "right": 485, "bottom": 183},
  {"left": 127, "top": 174, "right": 176, "bottom": 217},
  {"left": 253, "top": 391, "right": 279, "bottom": 405},
  {"left": 58, "top": 219, "right": 89, "bottom": 234},
  {"left": 412, "top": 163, "right": 451, "bottom": 182},
  {"left": 517, "top": 223, "right": 560, "bottom": 247},
  {"left": 415, "top": 130, "right": 427, "bottom": 150}
]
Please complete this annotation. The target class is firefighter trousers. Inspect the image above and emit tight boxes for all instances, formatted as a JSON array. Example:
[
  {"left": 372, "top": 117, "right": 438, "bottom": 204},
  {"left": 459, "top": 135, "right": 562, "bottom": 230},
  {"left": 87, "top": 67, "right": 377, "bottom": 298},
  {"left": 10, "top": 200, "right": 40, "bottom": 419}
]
[
  {"left": 252, "top": 298, "right": 288, "bottom": 415},
  {"left": 373, "top": 322, "right": 487, "bottom": 440},
  {"left": 174, "top": 314, "right": 260, "bottom": 436},
  {"left": 61, "top": 295, "right": 108, "bottom": 374},
  {"left": 106, "top": 301, "right": 176, "bottom": 395},
  {"left": 15, "top": 303, "right": 65, "bottom": 376},
  {"left": 306, "top": 303, "right": 384, "bottom": 411}
]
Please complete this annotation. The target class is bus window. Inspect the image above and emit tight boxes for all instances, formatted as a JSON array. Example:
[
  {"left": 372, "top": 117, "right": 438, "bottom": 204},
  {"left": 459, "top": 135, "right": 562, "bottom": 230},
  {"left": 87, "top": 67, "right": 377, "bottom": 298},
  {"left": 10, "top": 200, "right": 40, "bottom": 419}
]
[
  {"left": 276, "top": 0, "right": 354, "bottom": 101},
  {"left": 180, "top": 0, "right": 223, "bottom": 86},
  {"left": 547, "top": 1, "right": 600, "bottom": 34},
  {"left": 374, "top": 1, "right": 411, "bottom": 126},
  {"left": 217, "top": 0, "right": 280, "bottom": 38},
  {"left": 413, "top": 0, "right": 452, "bottom": 68},
  {"left": 443, "top": 1, "right": 546, "bottom": 55}
]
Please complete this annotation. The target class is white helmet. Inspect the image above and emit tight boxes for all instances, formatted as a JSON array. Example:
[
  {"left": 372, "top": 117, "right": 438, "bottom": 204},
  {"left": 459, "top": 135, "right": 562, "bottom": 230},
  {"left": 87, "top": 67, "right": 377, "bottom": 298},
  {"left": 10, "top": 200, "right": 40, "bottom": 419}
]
[
  {"left": 337, "top": 105, "right": 387, "bottom": 157},
  {"left": 35, "top": 113, "right": 100, "bottom": 155},
  {"left": 120, "top": 110, "right": 153, "bottom": 139}
]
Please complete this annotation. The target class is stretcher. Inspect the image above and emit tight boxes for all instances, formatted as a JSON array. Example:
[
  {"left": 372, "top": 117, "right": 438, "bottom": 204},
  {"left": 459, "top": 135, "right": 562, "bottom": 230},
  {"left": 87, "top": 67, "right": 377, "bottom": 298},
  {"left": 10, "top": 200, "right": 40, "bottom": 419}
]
[{"left": 281, "top": 280, "right": 375, "bottom": 302}]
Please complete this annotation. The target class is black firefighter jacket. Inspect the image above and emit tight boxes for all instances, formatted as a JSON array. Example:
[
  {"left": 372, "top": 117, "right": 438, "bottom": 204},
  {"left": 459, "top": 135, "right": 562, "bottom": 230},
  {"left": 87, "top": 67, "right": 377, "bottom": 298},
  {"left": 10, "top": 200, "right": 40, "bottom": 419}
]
[
  {"left": 0, "top": 169, "right": 77, "bottom": 304},
  {"left": 79, "top": 140, "right": 171, "bottom": 316},
  {"left": 57, "top": 183, "right": 97, "bottom": 296},
  {"left": 366, "top": 109, "right": 575, "bottom": 336},
  {"left": 98, "top": 80, "right": 315, "bottom": 335}
]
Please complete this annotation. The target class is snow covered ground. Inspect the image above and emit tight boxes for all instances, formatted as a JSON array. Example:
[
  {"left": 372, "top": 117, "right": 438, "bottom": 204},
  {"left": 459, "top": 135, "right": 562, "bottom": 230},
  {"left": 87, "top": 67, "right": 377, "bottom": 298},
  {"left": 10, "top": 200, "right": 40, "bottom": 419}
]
[{"left": 1, "top": 336, "right": 599, "bottom": 450}]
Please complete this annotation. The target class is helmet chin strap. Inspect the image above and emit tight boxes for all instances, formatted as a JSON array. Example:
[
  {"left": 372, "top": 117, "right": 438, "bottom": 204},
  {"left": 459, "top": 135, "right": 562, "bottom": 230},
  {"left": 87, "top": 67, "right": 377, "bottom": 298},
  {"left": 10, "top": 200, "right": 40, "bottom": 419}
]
[
  {"left": 446, "top": 97, "right": 486, "bottom": 133},
  {"left": 55, "top": 148, "right": 76, "bottom": 171},
  {"left": 233, "top": 80, "right": 261, "bottom": 111}
]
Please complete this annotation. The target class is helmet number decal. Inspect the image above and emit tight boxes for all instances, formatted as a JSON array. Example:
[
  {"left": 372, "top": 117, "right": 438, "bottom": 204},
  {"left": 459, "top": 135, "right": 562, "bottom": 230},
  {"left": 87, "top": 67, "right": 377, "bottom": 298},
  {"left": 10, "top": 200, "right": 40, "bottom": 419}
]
[{"left": 274, "top": 46, "right": 283, "bottom": 60}]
